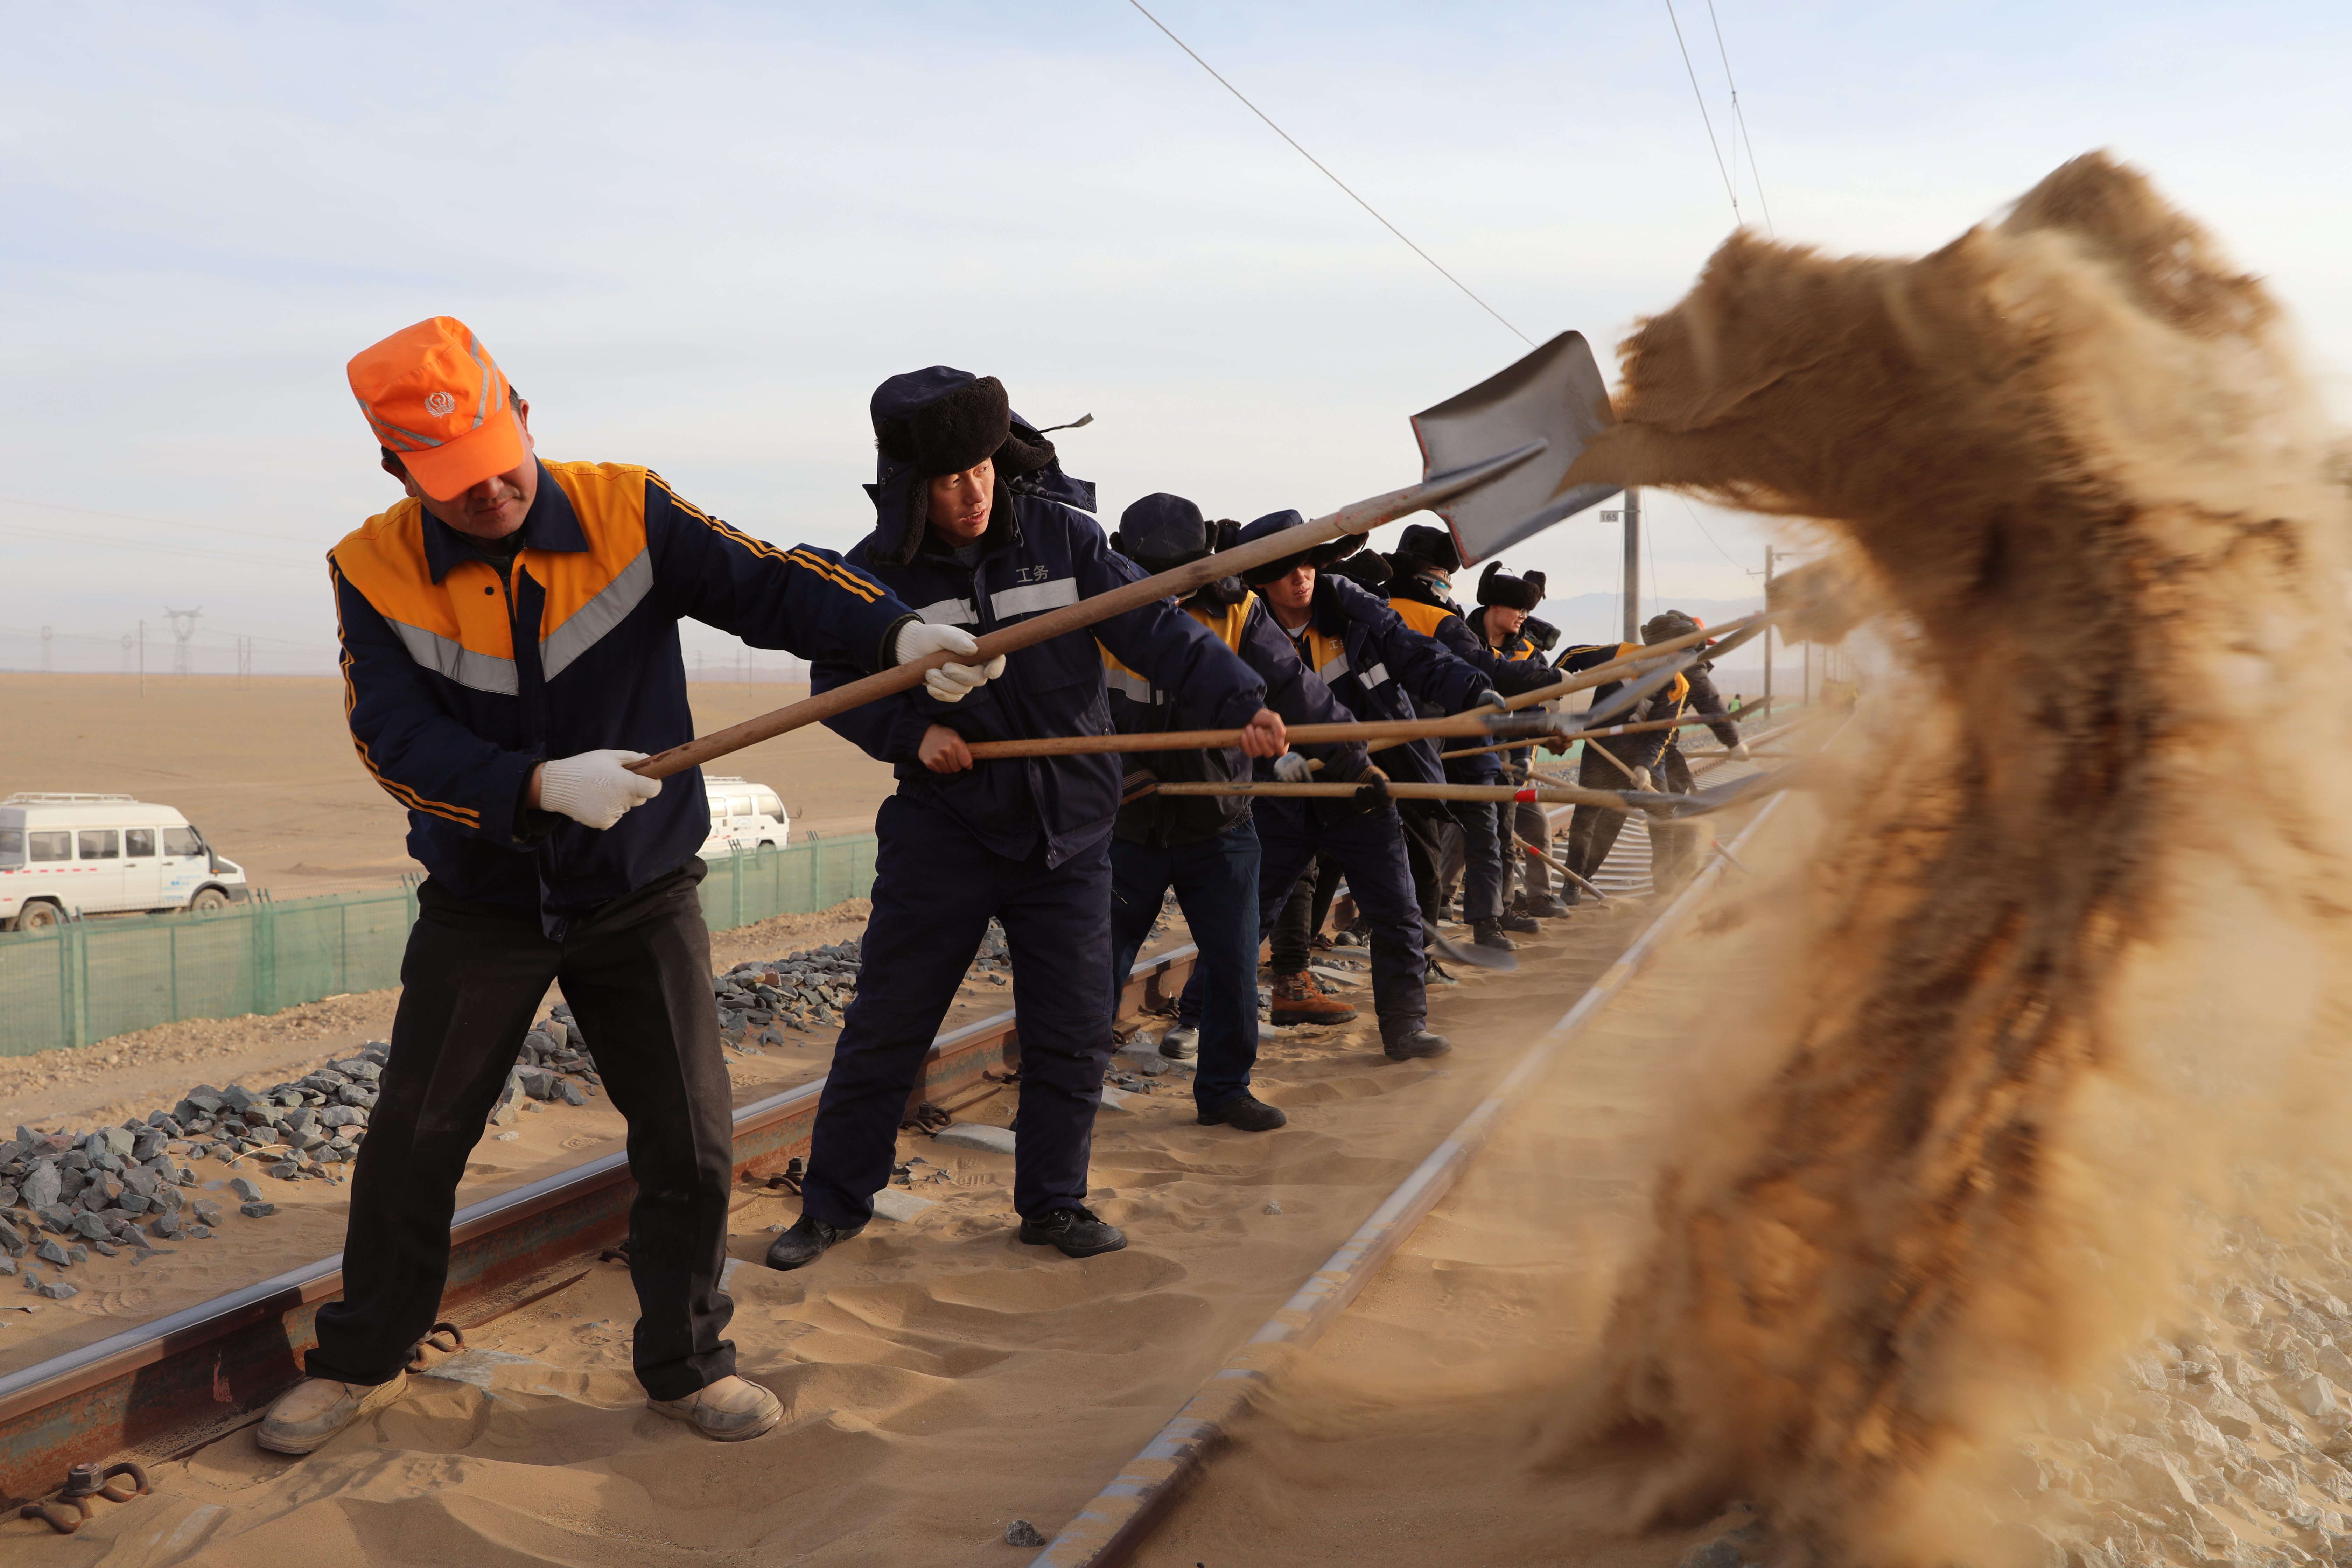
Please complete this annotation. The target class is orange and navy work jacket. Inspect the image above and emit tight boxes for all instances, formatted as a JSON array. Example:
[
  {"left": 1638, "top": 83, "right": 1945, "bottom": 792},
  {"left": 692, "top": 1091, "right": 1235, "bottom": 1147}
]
[
  {"left": 330, "top": 459, "right": 913, "bottom": 920},
  {"left": 1561, "top": 641, "right": 1694, "bottom": 772}
]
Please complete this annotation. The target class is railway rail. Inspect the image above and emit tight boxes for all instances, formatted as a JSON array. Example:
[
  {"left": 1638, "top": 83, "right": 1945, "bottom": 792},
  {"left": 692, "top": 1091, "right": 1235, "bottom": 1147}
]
[{"left": 0, "top": 944, "right": 1202, "bottom": 1509}]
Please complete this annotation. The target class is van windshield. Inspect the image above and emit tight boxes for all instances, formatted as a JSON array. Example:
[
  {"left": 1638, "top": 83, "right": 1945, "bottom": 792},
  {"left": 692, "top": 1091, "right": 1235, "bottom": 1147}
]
[{"left": 163, "top": 827, "right": 203, "bottom": 857}]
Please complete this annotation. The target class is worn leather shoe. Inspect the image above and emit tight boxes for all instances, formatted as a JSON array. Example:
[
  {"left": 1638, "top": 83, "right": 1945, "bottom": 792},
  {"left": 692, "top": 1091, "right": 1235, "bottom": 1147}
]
[
  {"left": 1525, "top": 892, "right": 1570, "bottom": 918},
  {"left": 1198, "top": 1091, "right": 1288, "bottom": 1132},
  {"left": 1383, "top": 1027, "right": 1452, "bottom": 1060},
  {"left": 1497, "top": 911, "right": 1542, "bottom": 934},
  {"left": 1157, "top": 1023, "right": 1199, "bottom": 1060},
  {"left": 648, "top": 1374, "right": 782, "bottom": 1441},
  {"left": 1471, "top": 919, "right": 1517, "bottom": 952},
  {"left": 764, "top": 1213, "right": 864, "bottom": 1271},
  {"left": 1018, "top": 1204, "right": 1128, "bottom": 1257},
  {"left": 256, "top": 1372, "right": 410, "bottom": 1455},
  {"left": 1269, "top": 971, "right": 1358, "bottom": 1027}
]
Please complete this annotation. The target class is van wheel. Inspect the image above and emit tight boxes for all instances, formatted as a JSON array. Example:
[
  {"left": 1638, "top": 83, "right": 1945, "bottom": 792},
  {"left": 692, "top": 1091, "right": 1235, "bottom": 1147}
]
[
  {"left": 14, "top": 900, "right": 62, "bottom": 932},
  {"left": 190, "top": 887, "right": 231, "bottom": 915},
  {"left": 758, "top": 841, "right": 777, "bottom": 852}
]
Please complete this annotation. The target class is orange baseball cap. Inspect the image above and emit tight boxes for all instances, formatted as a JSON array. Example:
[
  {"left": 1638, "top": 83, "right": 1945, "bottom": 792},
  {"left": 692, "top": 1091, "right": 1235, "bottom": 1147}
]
[{"left": 349, "top": 317, "right": 524, "bottom": 502}]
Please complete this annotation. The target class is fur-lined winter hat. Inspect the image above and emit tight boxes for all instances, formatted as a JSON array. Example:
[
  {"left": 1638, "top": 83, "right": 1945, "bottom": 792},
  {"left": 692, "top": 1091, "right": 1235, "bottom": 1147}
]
[
  {"left": 1475, "top": 560, "right": 1546, "bottom": 611},
  {"left": 1231, "top": 510, "right": 1364, "bottom": 586},
  {"left": 1391, "top": 523, "right": 1462, "bottom": 575},
  {"left": 1325, "top": 550, "right": 1392, "bottom": 591},
  {"left": 1113, "top": 493, "right": 1246, "bottom": 605},
  {"left": 1521, "top": 614, "right": 1561, "bottom": 652},
  {"left": 861, "top": 367, "right": 1063, "bottom": 567},
  {"left": 1642, "top": 610, "right": 1708, "bottom": 646}
]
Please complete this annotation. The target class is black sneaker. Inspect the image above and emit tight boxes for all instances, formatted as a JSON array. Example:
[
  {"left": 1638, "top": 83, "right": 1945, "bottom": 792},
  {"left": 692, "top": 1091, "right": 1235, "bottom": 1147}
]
[
  {"left": 1525, "top": 892, "right": 1570, "bottom": 918},
  {"left": 1197, "top": 1091, "right": 1288, "bottom": 1132},
  {"left": 1383, "top": 1028, "right": 1451, "bottom": 1060},
  {"left": 1472, "top": 919, "right": 1517, "bottom": 951},
  {"left": 1018, "top": 1204, "right": 1128, "bottom": 1258},
  {"left": 1497, "top": 912, "right": 1542, "bottom": 934},
  {"left": 764, "top": 1213, "right": 864, "bottom": 1272}
]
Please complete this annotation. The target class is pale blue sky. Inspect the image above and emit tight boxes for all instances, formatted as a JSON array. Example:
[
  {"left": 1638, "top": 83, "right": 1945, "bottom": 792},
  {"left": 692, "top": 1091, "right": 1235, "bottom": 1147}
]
[{"left": 5, "top": 1, "right": 2347, "bottom": 672}]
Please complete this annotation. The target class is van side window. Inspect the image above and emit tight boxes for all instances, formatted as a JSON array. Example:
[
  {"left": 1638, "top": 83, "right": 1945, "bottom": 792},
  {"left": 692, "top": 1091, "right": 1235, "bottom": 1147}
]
[
  {"left": 163, "top": 827, "right": 201, "bottom": 857},
  {"left": 29, "top": 832, "right": 71, "bottom": 862},
  {"left": 125, "top": 828, "right": 155, "bottom": 858},
  {"left": 80, "top": 830, "right": 121, "bottom": 860},
  {"left": 0, "top": 828, "right": 21, "bottom": 864},
  {"left": 729, "top": 795, "right": 752, "bottom": 817}
]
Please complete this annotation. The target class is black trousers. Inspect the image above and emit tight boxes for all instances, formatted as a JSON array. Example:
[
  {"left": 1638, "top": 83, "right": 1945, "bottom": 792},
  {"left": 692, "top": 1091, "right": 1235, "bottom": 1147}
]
[
  {"left": 801, "top": 794, "right": 1113, "bottom": 1227},
  {"left": 308, "top": 863, "right": 734, "bottom": 1401},
  {"left": 1268, "top": 857, "right": 1346, "bottom": 973},
  {"left": 1254, "top": 799, "right": 1427, "bottom": 1043},
  {"left": 1396, "top": 798, "right": 1454, "bottom": 924},
  {"left": 1565, "top": 741, "right": 1643, "bottom": 881}
]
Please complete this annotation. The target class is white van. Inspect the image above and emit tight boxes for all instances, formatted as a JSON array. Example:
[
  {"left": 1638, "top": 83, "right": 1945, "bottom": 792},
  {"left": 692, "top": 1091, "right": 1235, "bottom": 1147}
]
[
  {"left": 0, "top": 794, "right": 251, "bottom": 931},
  {"left": 698, "top": 775, "right": 792, "bottom": 859}
]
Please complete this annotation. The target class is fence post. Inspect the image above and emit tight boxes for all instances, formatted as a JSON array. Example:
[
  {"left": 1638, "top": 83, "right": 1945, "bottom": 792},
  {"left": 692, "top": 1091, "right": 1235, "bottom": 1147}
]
[
  {"left": 730, "top": 844, "right": 744, "bottom": 931},
  {"left": 169, "top": 922, "right": 180, "bottom": 1022},
  {"left": 251, "top": 893, "right": 278, "bottom": 1017}
]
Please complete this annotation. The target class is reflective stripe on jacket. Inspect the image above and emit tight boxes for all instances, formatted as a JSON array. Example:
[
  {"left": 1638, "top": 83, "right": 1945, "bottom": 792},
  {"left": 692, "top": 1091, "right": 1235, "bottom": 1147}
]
[{"left": 331, "top": 459, "right": 914, "bottom": 923}]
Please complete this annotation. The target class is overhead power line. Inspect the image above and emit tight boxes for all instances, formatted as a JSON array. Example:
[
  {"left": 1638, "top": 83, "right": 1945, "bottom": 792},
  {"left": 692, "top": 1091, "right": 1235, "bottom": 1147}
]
[
  {"left": 0, "top": 519, "right": 313, "bottom": 570},
  {"left": 0, "top": 493, "right": 323, "bottom": 548},
  {"left": 1124, "top": 0, "right": 1535, "bottom": 349},
  {"left": 1663, "top": 0, "right": 1741, "bottom": 227},
  {"left": 1703, "top": 0, "right": 1775, "bottom": 236}
]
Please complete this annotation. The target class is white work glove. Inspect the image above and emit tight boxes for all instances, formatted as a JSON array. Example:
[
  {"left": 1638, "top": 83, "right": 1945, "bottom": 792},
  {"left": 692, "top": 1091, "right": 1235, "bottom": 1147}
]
[
  {"left": 1728, "top": 741, "right": 1752, "bottom": 761},
  {"left": 894, "top": 621, "right": 1005, "bottom": 704},
  {"left": 1272, "top": 751, "right": 1313, "bottom": 784},
  {"left": 1632, "top": 767, "right": 1654, "bottom": 791},
  {"left": 539, "top": 750, "right": 661, "bottom": 831}
]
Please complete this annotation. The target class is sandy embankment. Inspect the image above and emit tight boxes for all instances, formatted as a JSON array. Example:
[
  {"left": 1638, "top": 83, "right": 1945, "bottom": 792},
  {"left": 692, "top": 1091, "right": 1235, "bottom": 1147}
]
[{"left": 13, "top": 890, "right": 1658, "bottom": 1566}]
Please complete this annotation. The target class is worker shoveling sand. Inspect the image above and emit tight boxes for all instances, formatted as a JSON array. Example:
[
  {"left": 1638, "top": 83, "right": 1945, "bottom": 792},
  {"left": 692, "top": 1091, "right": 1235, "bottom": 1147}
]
[{"left": 1533, "top": 153, "right": 2352, "bottom": 1567}]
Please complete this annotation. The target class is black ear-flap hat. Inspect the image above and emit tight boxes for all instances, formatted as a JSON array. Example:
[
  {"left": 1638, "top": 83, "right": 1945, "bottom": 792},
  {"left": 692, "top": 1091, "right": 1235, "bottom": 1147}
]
[
  {"left": 1475, "top": 560, "right": 1545, "bottom": 611},
  {"left": 1521, "top": 615, "right": 1561, "bottom": 652},
  {"left": 1643, "top": 610, "right": 1703, "bottom": 646},
  {"left": 1392, "top": 523, "right": 1462, "bottom": 575},
  {"left": 1325, "top": 550, "right": 1392, "bottom": 591},
  {"left": 1111, "top": 493, "right": 1209, "bottom": 571},
  {"left": 862, "top": 367, "right": 1060, "bottom": 567},
  {"left": 1231, "top": 510, "right": 1365, "bottom": 587}
]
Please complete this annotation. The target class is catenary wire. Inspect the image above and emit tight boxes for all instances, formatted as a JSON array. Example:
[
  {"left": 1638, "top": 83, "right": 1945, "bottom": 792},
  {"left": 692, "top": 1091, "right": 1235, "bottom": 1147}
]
[
  {"left": 1677, "top": 494, "right": 1756, "bottom": 574},
  {"left": 1124, "top": 0, "right": 1535, "bottom": 349},
  {"left": 0, "top": 494, "right": 325, "bottom": 548},
  {"left": 0, "top": 520, "right": 314, "bottom": 570},
  {"left": 1663, "top": 0, "right": 1741, "bottom": 225},
  {"left": 1704, "top": 0, "right": 1775, "bottom": 236}
]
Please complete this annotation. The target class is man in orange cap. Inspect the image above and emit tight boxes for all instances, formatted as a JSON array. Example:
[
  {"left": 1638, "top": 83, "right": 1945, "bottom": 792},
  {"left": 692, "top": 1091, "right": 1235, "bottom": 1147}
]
[{"left": 258, "top": 317, "right": 988, "bottom": 1453}]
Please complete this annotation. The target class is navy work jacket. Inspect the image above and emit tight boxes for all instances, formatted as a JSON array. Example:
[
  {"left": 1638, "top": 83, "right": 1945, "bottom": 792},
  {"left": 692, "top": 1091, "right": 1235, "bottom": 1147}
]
[
  {"left": 1105, "top": 590, "right": 1368, "bottom": 848},
  {"left": 816, "top": 489, "right": 1266, "bottom": 868},
  {"left": 1387, "top": 577, "right": 1562, "bottom": 785},
  {"left": 331, "top": 460, "right": 914, "bottom": 927},
  {"left": 1276, "top": 575, "right": 1490, "bottom": 787}
]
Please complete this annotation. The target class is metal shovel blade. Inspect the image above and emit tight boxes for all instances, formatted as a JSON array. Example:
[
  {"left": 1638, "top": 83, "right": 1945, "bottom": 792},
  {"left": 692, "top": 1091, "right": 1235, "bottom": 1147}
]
[
  {"left": 1411, "top": 331, "right": 1620, "bottom": 565},
  {"left": 1423, "top": 916, "right": 1518, "bottom": 972}
]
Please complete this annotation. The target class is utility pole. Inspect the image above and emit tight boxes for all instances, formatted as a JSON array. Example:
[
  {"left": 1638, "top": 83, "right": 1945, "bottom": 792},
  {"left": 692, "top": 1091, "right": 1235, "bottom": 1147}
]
[
  {"left": 1622, "top": 487, "right": 1642, "bottom": 642},
  {"left": 237, "top": 636, "right": 252, "bottom": 689},
  {"left": 138, "top": 621, "right": 146, "bottom": 698},
  {"left": 1762, "top": 546, "right": 1776, "bottom": 714},
  {"left": 39, "top": 626, "right": 52, "bottom": 675}
]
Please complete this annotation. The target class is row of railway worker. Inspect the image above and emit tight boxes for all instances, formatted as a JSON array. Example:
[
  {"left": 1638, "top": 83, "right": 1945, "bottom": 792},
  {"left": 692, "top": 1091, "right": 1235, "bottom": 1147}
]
[{"left": 257, "top": 317, "right": 1744, "bottom": 1457}]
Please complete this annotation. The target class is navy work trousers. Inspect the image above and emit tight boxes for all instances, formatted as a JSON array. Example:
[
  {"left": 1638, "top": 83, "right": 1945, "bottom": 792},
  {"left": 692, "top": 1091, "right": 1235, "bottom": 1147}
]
[
  {"left": 1446, "top": 798, "right": 1506, "bottom": 924},
  {"left": 1253, "top": 799, "right": 1426, "bottom": 1043},
  {"left": 308, "top": 863, "right": 733, "bottom": 1401},
  {"left": 1108, "top": 821, "right": 1262, "bottom": 1110},
  {"left": 802, "top": 793, "right": 1113, "bottom": 1227}
]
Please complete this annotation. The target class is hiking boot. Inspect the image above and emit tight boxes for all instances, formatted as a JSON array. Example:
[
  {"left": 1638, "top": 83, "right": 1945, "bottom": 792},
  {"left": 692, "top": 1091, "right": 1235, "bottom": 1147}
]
[
  {"left": 1158, "top": 1023, "right": 1199, "bottom": 1060},
  {"left": 256, "top": 1372, "right": 410, "bottom": 1455},
  {"left": 1197, "top": 1091, "right": 1288, "bottom": 1132},
  {"left": 647, "top": 1375, "right": 783, "bottom": 1441},
  {"left": 1558, "top": 882, "right": 1583, "bottom": 908},
  {"left": 1383, "top": 1028, "right": 1452, "bottom": 1060},
  {"left": 764, "top": 1213, "right": 864, "bottom": 1272},
  {"left": 1525, "top": 892, "right": 1570, "bottom": 918},
  {"left": 1424, "top": 956, "right": 1458, "bottom": 985},
  {"left": 1270, "top": 971, "right": 1358, "bottom": 1027},
  {"left": 1497, "top": 911, "right": 1542, "bottom": 935},
  {"left": 1018, "top": 1204, "right": 1128, "bottom": 1258},
  {"left": 1471, "top": 919, "right": 1517, "bottom": 952}
]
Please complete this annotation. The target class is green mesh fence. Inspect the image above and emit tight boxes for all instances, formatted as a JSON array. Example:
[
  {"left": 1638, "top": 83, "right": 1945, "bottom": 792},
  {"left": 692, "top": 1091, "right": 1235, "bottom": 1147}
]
[{"left": 0, "top": 836, "right": 877, "bottom": 1057}]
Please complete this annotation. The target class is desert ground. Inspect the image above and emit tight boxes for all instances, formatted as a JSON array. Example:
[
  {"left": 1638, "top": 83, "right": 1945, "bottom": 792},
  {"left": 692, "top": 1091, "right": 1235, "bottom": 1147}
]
[{"left": 0, "top": 674, "right": 895, "bottom": 897}]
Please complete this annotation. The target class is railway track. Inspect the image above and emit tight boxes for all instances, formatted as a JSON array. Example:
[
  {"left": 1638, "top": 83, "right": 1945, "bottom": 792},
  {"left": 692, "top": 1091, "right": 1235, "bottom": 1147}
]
[
  {"left": 1030, "top": 782, "right": 1797, "bottom": 1568},
  {"left": 0, "top": 741, "right": 1806, "bottom": 1555},
  {"left": 0, "top": 944, "right": 1202, "bottom": 1510}
]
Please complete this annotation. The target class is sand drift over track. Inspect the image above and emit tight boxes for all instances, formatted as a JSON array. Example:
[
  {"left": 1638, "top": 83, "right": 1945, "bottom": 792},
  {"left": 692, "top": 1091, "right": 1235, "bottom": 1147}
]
[{"left": 1553, "top": 154, "right": 2352, "bottom": 1564}]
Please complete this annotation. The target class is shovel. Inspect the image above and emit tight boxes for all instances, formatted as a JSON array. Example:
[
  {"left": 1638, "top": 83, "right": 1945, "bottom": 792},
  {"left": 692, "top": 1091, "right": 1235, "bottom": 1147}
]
[
  {"left": 1423, "top": 916, "right": 1516, "bottom": 972},
  {"left": 629, "top": 332, "right": 1620, "bottom": 782}
]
